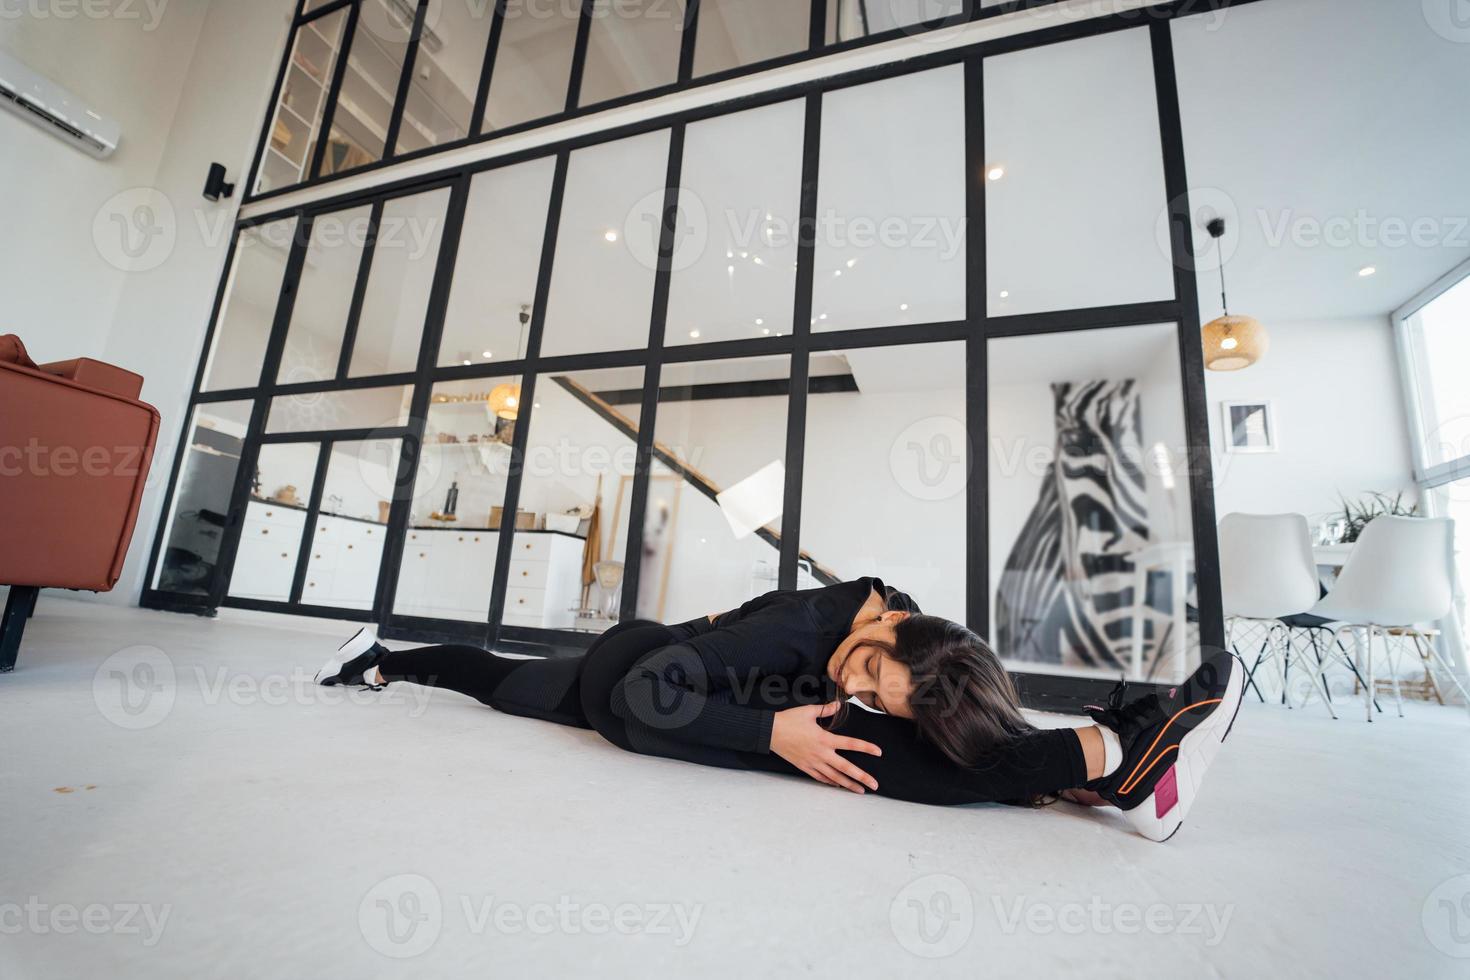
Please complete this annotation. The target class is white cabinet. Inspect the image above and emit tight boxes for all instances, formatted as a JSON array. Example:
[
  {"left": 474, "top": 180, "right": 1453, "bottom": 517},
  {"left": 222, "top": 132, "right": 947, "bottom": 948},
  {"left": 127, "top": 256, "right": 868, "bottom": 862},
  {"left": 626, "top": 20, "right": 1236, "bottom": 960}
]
[
  {"left": 303, "top": 515, "right": 386, "bottom": 611},
  {"left": 501, "top": 533, "right": 585, "bottom": 630},
  {"left": 228, "top": 503, "right": 307, "bottom": 602}
]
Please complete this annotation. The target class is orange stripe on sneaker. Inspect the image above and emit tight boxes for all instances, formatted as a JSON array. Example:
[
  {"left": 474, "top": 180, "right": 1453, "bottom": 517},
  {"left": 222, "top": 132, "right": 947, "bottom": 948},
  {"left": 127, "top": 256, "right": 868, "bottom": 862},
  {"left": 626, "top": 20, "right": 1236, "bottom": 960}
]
[{"left": 1116, "top": 699, "right": 1222, "bottom": 796}]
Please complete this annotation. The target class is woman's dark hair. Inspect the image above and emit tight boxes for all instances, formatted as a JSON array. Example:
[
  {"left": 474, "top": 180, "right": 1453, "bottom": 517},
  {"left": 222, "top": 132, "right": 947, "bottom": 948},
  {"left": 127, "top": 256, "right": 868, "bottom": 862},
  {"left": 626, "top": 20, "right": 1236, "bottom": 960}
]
[{"left": 872, "top": 615, "right": 1037, "bottom": 771}]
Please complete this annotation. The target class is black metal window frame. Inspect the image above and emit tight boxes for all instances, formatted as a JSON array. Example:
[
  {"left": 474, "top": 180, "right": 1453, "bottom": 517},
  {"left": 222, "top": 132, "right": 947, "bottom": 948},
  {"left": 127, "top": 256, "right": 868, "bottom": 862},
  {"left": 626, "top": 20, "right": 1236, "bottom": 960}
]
[
  {"left": 148, "top": 3, "right": 1248, "bottom": 709},
  {"left": 243, "top": 0, "right": 1103, "bottom": 206}
]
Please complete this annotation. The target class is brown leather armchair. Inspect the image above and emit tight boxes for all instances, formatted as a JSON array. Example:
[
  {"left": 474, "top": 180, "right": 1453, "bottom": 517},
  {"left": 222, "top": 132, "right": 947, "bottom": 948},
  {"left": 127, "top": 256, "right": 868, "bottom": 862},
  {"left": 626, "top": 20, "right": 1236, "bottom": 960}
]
[{"left": 0, "top": 334, "right": 160, "bottom": 672}]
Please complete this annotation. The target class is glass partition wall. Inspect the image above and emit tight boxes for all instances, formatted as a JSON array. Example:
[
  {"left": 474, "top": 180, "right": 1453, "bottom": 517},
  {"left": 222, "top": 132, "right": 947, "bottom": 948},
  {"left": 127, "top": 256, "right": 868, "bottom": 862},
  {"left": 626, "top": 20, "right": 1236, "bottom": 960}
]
[
  {"left": 246, "top": 0, "right": 1080, "bottom": 202},
  {"left": 153, "top": 14, "right": 1222, "bottom": 697}
]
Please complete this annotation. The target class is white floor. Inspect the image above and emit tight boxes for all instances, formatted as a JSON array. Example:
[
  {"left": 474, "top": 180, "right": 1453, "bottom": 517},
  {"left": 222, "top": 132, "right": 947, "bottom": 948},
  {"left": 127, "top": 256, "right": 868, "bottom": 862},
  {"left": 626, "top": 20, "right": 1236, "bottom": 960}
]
[{"left": 3, "top": 597, "right": 1468, "bottom": 979}]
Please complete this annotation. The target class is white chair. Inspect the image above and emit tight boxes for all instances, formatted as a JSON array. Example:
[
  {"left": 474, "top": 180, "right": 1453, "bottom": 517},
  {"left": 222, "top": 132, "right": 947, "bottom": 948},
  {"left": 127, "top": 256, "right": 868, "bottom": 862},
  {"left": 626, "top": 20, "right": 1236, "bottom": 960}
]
[
  {"left": 1305, "top": 516, "right": 1469, "bottom": 722},
  {"left": 1219, "top": 513, "right": 1331, "bottom": 708}
]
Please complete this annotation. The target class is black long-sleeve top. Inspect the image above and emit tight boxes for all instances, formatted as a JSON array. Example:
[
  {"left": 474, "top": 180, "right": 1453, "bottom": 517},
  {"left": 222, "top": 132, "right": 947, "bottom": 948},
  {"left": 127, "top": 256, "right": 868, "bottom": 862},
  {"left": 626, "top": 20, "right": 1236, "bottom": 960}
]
[{"left": 609, "top": 577, "right": 918, "bottom": 755}]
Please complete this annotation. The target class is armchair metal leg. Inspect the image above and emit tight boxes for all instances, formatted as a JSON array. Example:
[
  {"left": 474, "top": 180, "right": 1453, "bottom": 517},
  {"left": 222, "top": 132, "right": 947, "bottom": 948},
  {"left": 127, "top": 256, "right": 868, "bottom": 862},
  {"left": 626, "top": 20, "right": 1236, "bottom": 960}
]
[{"left": 1, "top": 586, "right": 40, "bottom": 674}]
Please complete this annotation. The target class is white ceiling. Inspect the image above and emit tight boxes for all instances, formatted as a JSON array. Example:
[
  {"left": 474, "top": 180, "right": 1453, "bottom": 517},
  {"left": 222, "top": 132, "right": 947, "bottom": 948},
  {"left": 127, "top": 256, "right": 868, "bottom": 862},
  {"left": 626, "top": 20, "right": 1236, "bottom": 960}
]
[{"left": 1172, "top": 0, "right": 1470, "bottom": 323}]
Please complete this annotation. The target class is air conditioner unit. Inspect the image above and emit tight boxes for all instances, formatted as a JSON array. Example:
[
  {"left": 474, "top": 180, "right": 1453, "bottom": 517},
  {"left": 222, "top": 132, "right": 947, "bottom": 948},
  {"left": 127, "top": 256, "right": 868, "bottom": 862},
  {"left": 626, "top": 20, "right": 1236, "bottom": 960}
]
[{"left": 0, "top": 50, "right": 120, "bottom": 158}]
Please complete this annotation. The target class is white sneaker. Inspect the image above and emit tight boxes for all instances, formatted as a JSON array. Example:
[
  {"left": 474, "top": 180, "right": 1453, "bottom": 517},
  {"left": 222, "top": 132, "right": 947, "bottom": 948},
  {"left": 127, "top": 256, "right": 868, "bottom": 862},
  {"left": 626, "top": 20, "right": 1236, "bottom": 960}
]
[{"left": 314, "top": 626, "right": 384, "bottom": 686}]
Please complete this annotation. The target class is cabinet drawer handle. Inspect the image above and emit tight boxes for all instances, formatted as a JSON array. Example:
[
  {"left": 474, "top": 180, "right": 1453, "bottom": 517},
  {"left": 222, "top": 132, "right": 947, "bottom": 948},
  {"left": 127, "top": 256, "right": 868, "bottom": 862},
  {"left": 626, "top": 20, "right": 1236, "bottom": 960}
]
[
  {"left": 347, "top": 544, "right": 354, "bottom": 550},
  {"left": 366, "top": 530, "right": 373, "bottom": 536},
  {"left": 517, "top": 598, "right": 526, "bottom": 605},
  {"left": 521, "top": 571, "right": 529, "bottom": 578},
  {"left": 281, "top": 553, "right": 289, "bottom": 559},
  {"left": 261, "top": 529, "right": 269, "bottom": 536},
  {"left": 411, "top": 533, "right": 417, "bottom": 540},
  {"left": 458, "top": 536, "right": 464, "bottom": 542},
  {"left": 523, "top": 543, "right": 531, "bottom": 550},
  {"left": 315, "top": 554, "right": 322, "bottom": 560},
  {"left": 419, "top": 553, "right": 426, "bottom": 559},
  {"left": 309, "top": 582, "right": 316, "bottom": 588},
  {"left": 474, "top": 536, "right": 480, "bottom": 543}
]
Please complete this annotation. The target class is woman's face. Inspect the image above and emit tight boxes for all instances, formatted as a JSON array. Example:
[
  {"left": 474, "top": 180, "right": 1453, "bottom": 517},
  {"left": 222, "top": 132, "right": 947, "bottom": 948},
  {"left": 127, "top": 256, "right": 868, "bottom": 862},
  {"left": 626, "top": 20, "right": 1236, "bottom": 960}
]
[{"left": 826, "top": 612, "right": 915, "bottom": 718}]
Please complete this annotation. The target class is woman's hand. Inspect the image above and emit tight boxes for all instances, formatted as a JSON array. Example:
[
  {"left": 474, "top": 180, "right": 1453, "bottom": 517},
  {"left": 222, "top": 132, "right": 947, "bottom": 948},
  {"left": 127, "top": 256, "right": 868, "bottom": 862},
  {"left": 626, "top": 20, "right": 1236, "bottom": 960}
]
[{"left": 769, "top": 702, "right": 881, "bottom": 794}]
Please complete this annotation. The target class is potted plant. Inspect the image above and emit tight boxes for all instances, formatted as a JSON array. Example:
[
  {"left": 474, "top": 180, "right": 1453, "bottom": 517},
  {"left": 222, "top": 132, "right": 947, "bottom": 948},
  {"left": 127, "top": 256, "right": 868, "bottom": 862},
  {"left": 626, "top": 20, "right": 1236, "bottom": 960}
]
[{"left": 1335, "top": 491, "right": 1418, "bottom": 543}]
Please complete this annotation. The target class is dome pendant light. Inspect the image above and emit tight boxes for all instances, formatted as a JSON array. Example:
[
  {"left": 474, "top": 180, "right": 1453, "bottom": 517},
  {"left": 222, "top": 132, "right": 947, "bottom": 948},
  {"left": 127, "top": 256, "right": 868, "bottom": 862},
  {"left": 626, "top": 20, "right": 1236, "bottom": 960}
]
[
  {"left": 487, "top": 304, "right": 531, "bottom": 420},
  {"left": 1201, "top": 217, "right": 1268, "bottom": 371}
]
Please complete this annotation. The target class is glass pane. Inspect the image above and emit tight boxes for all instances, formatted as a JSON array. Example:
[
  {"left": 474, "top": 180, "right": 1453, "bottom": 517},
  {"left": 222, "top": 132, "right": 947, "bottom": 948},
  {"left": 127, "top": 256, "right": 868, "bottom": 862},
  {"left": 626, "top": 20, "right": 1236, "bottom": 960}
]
[
  {"left": 348, "top": 187, "right": 452, "bottom": 377},
  {"left": 578, "top": 0, "right": 684, "bottom": 108},
  {"left": 509, "top": 366, "right": 642, "bottom": 630},
  {"left": 201, "top": 219, "right": 299, "bottom": 392},
  {"left": 827, "top": 0, "right": 964, "bottom": 43},
  {"left": 665, "top": 100, "right": 804, "bottom": 346},
  {"left": 277, "top": 205, "right": 373, "bottom": 385},
  {"left": 813, "top": 65, "right": 966, "bottom": 333},
  {"left": 438, "top": 157, "right": 557, "bottom": 368},
  {"left": 540, "top": 130, "right": 671, "bottom": 357},
  {"left": 393, "top": 379, "right": 520, "bottom": 620},
  {"left": 298, "top": 438, "right": 403, "bottom": 608},
  {"left": 152, "top": 401, "right": 254, "bottom": 595},
  {"left": 693, "top": 0, "right": 808, "bottom": 76},
  {"left": 636, "top": 356, "right": 791, "bottom": 622},
  {"left": 266, "top": 385, "right": 413, "bottom": 434},
  {"left": 320, "top": 0, "right": 415, "bottom": 177},
  {"left": 229, "top": 443, "right": 322, "bottom": 602},
  {"left": 480, "top": 0, "right": 580, "bottom": 133},
  {"left": 984, "top": 28, "right": 1173, "bottom": 316},
  {"left": 393, "top": 1, "right": 494, "bottom": 154},
  {"left": 1426, "top": 482, "right": 1470, "bottom": 650},
  {"left": 257, "top": 8, "right": 349, "bottom": 194},
  {"left": 1407, "top": 274, "right": 1470, "bottom": 468},
  {"left": 801, "top": 342, "right": 967, "bottom": 624},
  {"left": 988, "top": 323, "right": 1198, "bottom": 684}
]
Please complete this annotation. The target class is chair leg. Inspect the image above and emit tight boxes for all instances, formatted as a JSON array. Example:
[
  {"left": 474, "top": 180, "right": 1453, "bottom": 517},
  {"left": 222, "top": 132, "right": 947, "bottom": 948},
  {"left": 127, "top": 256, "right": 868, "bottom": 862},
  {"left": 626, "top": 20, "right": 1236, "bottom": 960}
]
[
  {"left": 1363, "top": 627, "right": 1376, "bottom": 723},
  {"left": 1417, "top": 633, "right": 1470, "bottom": 712},
  {"left": 1383, "top": 631, "right": 1406, "bottom": 718},
  {"left": 1334, "top": 634, "right": 1382, "bottom": 713},
  {"left": 1243, "top": 626, "right": 1274, "bottom": 703},
  {"left": 1302, "top": 629, "right": 1338, "bottom": 720},
  {"left": 0, "top": 586, "right": 40, "bottom": 674}
]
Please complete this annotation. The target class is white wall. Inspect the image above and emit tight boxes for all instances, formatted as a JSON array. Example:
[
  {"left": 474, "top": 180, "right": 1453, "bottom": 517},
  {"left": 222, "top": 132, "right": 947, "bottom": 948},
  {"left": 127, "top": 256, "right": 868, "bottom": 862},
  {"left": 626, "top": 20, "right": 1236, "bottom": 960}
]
[
  {"left": 1205, "top": 316, "right": 1418, "bottom": 526},
  {"left": 1, "top": 0, "right": 297, "bottom": 604}
]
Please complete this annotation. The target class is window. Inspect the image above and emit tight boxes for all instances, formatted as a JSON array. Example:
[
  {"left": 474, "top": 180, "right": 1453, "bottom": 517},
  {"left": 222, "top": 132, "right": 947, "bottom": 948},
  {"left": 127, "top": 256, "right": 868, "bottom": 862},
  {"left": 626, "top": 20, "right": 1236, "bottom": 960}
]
[
  {"left": 694, "top": 0, "right": 809, "bottom": 77},
  {"left": 988, "top": 323, "right": 1197, "bottom": 684},
  {"left": 540, "top": 130, "right": 671, "bottom": 357},
  {"left": 1403, "top": 272, "right": 1470, "bottom": 472},
  {"left": 393, "top": 1, "right": 496, "bottom": 153},
  {"left": 153, "top": 401, "right": 254, "bottom": 595},
  {"left": 578, "top": 0, "right": 685, "bottom": 108},
  {"left": 319, "top": 0, "right": 416, "bottom": 177},
  {"left": 480, "top": 1, "right": 581, "bottom": 133},
  {"left": 813, "top": 66, "right": 967, "bottom": 332},
  {"left": 801, "top": 342, "right": 968, "bottom": 624},
  {"left": 200, "top": 220, "right": 299, "bottom": 392},
  {"left": 256, "top": 7, "right": 350, "bottom": 194},
  {"left": 636, "top": 356, "right": 793, "bottom": 622},
  {"left": 664, "top": 100, "right": 805, "bottom": 346},
  {"left": 277, "top": 205, "right": 373, "bottom": 385},
  {"left": 438, "top": 158, "right": 557, "bottom": 369}
]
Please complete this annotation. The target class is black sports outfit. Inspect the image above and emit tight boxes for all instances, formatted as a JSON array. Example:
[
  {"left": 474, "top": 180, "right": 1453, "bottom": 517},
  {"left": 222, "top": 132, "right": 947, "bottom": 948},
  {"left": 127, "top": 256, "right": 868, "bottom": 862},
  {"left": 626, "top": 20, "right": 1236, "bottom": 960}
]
[{"left": 368, "top": 578, "right": 1090, "bottom": 806}]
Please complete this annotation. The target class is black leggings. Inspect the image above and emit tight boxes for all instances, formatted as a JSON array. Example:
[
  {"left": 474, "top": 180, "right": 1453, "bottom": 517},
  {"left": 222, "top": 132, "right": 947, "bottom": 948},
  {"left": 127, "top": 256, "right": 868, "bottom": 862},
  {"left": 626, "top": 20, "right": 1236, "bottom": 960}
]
[{"left": 377, "top": 620, "right": 1088, "bottom": 806}]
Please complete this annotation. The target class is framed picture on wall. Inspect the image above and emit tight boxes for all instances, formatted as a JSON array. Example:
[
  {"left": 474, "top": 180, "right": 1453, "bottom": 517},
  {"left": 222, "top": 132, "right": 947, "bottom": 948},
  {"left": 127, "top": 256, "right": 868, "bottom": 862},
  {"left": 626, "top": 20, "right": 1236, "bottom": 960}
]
[{"left": 1221, "top": 400, "right": 1278, "bottom": 454}]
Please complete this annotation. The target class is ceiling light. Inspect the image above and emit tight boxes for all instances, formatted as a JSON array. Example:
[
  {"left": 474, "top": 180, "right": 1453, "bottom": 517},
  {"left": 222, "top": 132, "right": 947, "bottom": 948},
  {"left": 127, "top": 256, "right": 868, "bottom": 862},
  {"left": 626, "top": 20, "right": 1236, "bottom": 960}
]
[
  {"left": 765, "top": 212, "right": 773, "bottom": 221},
  {"left": 834, "top": 270, "right": 842, "bottom": 277},
  {"left": 689, "top": 329, "right": 701, "bottom": 339},
  {"left": 727, "top": 265, "right": 735, "bottom": 274},
  {"left": 1202, "top": 217, "right": 1268, "bottom": 371},
  {"left": 753, "top": 256, "right": 764, "bottom": 265},
  {"left": 900, "top": 303, "right": 909, "bottom": 311},
  {"left": 462, "top": 359, "right": 471, "bottom": 366},
  {"left": 603, "top": 230, "right": 618, "bottom": 242},
  {"left": 761, "top": 328, "right": 770, "bottom": 335},
  {"left": 740, "top": 251, "right": 749, "bottom": 259},
  {"left": 819, "top": 313, "right": 827, "bottom": 320},
  {"left": 999, "top": 290, "right": 1010, "bottom": 299},
  {"left": 1358, "top": 266, "right": 1377, "bottom": 277},
  {"left": 755, "top": 318, "right": 764, "bottom": 326},
  {"left": 846, "top": 258, "right": 856, "bottom": 268},
  {"left": 482, "top": 350, "right": 493, "bottom": 358},
  {"left": 1220, "top": 337, "right": 1239, "bottom": 350},
  {"left": 987, "top": 166, "right": 1005, "bottom": 181}
]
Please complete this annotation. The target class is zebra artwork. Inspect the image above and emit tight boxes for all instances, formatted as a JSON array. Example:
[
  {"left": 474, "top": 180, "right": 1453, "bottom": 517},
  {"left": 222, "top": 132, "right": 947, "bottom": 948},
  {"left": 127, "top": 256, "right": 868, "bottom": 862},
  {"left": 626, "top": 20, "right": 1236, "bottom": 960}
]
[{"left": 995, "top": 379, "right": 1154, "bottom": 671}]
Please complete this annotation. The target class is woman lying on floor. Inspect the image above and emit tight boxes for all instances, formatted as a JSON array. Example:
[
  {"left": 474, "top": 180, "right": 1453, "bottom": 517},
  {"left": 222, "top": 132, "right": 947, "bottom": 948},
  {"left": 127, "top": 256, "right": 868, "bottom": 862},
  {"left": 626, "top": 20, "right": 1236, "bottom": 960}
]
[{"left": 315, "top": 578, "right": 1242, "bottom": 842}]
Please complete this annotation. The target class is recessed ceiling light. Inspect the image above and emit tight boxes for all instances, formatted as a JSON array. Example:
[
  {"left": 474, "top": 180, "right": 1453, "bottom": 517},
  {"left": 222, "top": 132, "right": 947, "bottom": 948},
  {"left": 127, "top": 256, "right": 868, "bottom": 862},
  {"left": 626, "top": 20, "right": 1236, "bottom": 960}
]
[
  {"left": 603, "top": 230, "right": 618, "bottom": 242},
  {"left": 753, "top": 256, "right": 764, "bottom": 265},
  {"left": 846, "top": 258, "right": 856, "bottom": 268},
  {"left": 755, "top": 317, "right": 764, "bottom": 326},
  {"left": 834, "top": 270, "right": 842, "bottom": 277},
  {"left": 727, "top": 250, "right": 734, "bottom": 259},
  {"left": 482, "top": 350, "right": 493, "bottom": 358},
  {"left": 987, "top": 166, "right": 1006, "bottom": 181},
  {"left": 761, "top": 328, "right": 770, "bottom": 335},
  {"left": 689, "top": 329, "right": 701, "bottom": 338},
  {"left": 727, "top": 265, "right": 735, "bottom": 274},
  {"left": 819, "top": 313, "right": 828, "bottom": 320},
  {"left": 999, "top": 290, "right": 1010, "bottom": 299},
  {"left": 900, "top": 303, "right": 909, "bottom": 311},
  {"left": 1358, "top": 266, "right": 1377, "bottom": 277},
  {"left": 765, "top": 212, "right": 773, "bottom": 221},
  {"left": 462, "top": 359, "right": 471, "bottom": 366},
  {"left": 740, "top": 251, "right": 749, "bottom": 259}
]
